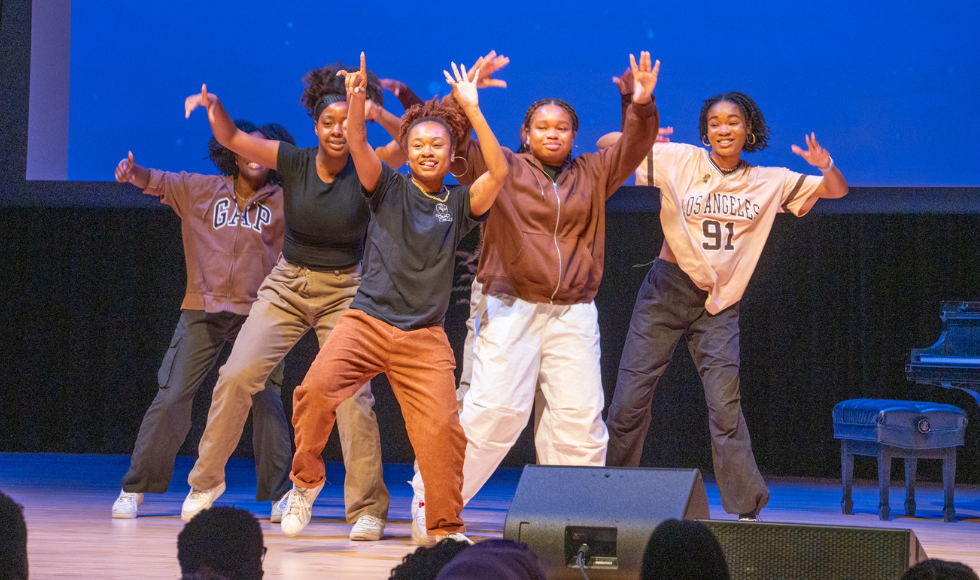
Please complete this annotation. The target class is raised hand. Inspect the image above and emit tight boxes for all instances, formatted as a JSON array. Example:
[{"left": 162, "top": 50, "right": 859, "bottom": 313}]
[
  {"left": 184, "top": 84, "right": 217, "bottom": 119},
  {"left": 379, "top": 78, "right": 407, "bottom": 97},
  {"left": 114, "top": 151, "right": 136, "bottom": 183},
  {"left": 791, "top": 133, "right": 832, "bottom": 168},
  {"left": 445, "top": 61, "right": 480, "bottom": 110},
  {"left": 656, "top": 126, "right": 674, "bottom": 143},
  {"left": 612, "top": 67, "right": 634, "bottom": 96},
  {"left": 465, "top": 50, "right": 508, "bottom": 89},
  {"left": 337, "top": 52, "right": 368, "bottom": 103},
  {"left": 629, "top": 52, "right": 660, "bottom": 104}
]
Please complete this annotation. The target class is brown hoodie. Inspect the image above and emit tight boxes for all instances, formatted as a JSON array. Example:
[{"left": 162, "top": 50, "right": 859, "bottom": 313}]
[
  {"left": 144, "top": 169, "right": 284, "bottom": 316},
  {"left": 459, "top": 98, "right": 658, "bottom": 304}
]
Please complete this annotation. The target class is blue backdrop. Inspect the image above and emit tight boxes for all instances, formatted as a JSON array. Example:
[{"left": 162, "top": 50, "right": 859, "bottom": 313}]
[{"left": 63, "top": 0, "right": 980, "bottom": 187}]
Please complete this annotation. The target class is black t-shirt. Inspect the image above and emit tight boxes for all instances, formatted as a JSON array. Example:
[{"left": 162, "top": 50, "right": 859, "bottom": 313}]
[
  {"left": 541, "top": 163, "right": 563, "bottom": 182},
  {"left": 351, "top": 163, "right": 487, "bottom": 330},
  {"left": 276, "top": 142, "right": 371, "bottom": 270}
]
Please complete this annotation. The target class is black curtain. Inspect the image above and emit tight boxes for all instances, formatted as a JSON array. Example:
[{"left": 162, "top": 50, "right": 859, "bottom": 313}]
[{"left": 1, "top": 207, "right": 978, "bottom": 485}]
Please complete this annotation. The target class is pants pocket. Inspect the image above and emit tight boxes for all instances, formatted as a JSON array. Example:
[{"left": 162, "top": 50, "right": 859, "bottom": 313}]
[{"left": 157, "top": 335, "right": 181, "bottom": 389}]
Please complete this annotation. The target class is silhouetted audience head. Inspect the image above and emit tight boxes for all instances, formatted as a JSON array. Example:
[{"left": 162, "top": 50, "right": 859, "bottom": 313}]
[
  {"left": 389, "top": 539, "right": 471, "bottom": 580},
  {"left": 902, "top": 559, "right": 980, "bottom": 580},
  {"left": 177, "top": 506, "right": 264, "bottom": 580},
  {"left": 180, "top": 571, "right": 232, "bottom": 580},
  {"left": 434, "top": 539, "right": 546, "bottom": 580},
  {"left": 641, "top": 519, "right": 730, "bottom": 580},
  {"left": 0, "top": 491, "right": 28, "bottom": 580}
]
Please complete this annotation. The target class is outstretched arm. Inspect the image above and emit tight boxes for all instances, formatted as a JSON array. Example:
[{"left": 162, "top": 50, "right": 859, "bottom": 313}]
[
  {"left": 114, "top": 151, "right": 150, "bottom": 189},
  {"left": 184, "top": 85, "right": 280, "bottom": 170},
  {"left": 445, "top": 63, "right": 507, "bottom": 217},
  {"left": 341, "top": 53, "right": 384, "bottom": 193},
  {"left": 791, "top": 133, "right": 848, "bottom": 199},
  {"left": 448, "top": 50, "right": 510, "bottom": 175},
  {"left": 366, "top": 101, "right": 408, "bottom": 167},
  {"left": 380, "top": 78, "right": 425, "bottom": 110}
]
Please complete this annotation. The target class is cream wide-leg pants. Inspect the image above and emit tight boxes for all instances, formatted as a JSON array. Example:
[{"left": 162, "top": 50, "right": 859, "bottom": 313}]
[{"left": 412, "top": 292, "right": 608, "bottom": 504}]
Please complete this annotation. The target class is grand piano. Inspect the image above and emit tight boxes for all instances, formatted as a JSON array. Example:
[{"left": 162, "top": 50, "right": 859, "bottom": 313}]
[{"left": 906, "top": 301, "right": 980, "bottom": 407}]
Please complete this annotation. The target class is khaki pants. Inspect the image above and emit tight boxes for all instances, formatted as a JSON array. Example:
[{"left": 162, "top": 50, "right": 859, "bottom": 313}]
[
  {"left": 188, "top": 257, "right": 389, "bottom": 522},
  {"left": 292, "top": 309, "right": 466, "bottom": 535}
]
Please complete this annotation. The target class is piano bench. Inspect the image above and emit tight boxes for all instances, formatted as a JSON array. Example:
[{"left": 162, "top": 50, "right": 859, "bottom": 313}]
[{"left": 833, "top": 399, "right": 967, "bottom": 522}]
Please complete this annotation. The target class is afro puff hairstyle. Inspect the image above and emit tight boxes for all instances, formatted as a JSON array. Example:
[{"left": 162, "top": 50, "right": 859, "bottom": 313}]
[
  {"left": 300, "top": 60, "right": 384, "bottom": 120},
  {"left": 399, "top": 97, "right": 468, "bottom": 152},
  {"left": 208, "top": 120, "right": 295, "bottom": 186},
  {"left": 699, "top": 91, "right": 770, "bottom": 153}
]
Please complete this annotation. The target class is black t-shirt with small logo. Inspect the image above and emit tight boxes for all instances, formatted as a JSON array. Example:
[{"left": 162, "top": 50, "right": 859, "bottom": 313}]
[{"left": 351, "top": 162, "right": 486, "bottom": 330}]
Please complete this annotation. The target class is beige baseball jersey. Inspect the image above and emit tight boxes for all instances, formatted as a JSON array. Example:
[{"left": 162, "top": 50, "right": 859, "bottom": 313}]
[{"left": 636, "top": 142, "right": 823, "bottom": 314}]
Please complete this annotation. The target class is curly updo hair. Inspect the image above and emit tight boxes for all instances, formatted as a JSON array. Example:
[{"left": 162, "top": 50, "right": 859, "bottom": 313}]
[
  {"left": 699, "top": 91, "right": 770, "bottom": 153},
  {"left": 299, "top": 60, "right": 384, "bottom": 120},
  {"left": 208, "top": 119, "right": 295, "bottom": 185},
  {"left": 399, "top": 97, "right": 468, "bottom": 152}
]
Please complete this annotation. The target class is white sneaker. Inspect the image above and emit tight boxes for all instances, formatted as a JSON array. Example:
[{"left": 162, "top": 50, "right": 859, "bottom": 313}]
[
  {"left": 411, "top": 494, "right": 438, "bottom": 547},
  {"left": 111, "top": 490, "right": 143, "bottom": 519},
  {"left": 280, "top": 483, "right": 324, "bottom": 537},
  {"left": 270, "top": 492, "right": 289, "bottom": 523},
  {"left": 180, "top": 482, "right": 226, "bottom": 521},
  {"left": 349, "top": 514, "right": 386, "bottom": 541},
  {"left": 443, "top": 532, "right": 474, "bottom": 545}
]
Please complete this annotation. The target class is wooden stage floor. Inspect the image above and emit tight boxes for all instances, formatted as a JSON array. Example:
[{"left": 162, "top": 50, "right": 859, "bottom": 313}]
[{"left": 2, "top": 453, "right": 978, "bottom": 579}]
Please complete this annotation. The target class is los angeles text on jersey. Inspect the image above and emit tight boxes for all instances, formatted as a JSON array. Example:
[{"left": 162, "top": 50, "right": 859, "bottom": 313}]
[
  {"left": 684, "top": 192, "right": 760, "bottom": 221},
  {"left": 212, "top": 198, "right": 273, "bottom": 232}
]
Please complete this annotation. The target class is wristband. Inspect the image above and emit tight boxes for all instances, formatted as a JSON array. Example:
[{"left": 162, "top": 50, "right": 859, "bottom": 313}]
[{"left": 819, "top": 157, "right": 835, "bottom": 173}]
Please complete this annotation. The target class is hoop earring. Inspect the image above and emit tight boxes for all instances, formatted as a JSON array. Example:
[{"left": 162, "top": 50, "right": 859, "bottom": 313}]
[
  {"left": 701, "top": 135, "right": 711, "bottom": 147},
  {"left": 746, "top": 133, "right": 756, "bottom": 145},
  {"left": 450, "top": 155, "right": 469, "bottom": 179}
]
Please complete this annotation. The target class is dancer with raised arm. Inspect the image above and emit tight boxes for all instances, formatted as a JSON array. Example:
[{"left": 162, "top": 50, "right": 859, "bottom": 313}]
[
  {"left": 409, "top": 52, "right": 661, "bottom": 545},
  {"left": 605, "top": 91, "right": 848, "bottom": 520},
  {"left": 280, "top": 53, "right": 507, "bottom": 544},
  {"left": 110, "top": 121, "right": 294, "bottom": 519},
  {"left": 180, "top": 62, "right": 405, "bottom": 540}
]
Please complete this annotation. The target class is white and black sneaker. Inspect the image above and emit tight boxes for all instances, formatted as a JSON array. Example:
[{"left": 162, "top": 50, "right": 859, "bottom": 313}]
[
  {"left": 280, "top": 483, "right": 324, "bottom": 537},
  {"left": 181, "top": 482, "right": 226, "bottom": 521},
  {"left": 111, "top": 490, "right": 143, "bottom": 519},
  {"left": 270, "top": 491, "right": 289, "bottom": 524}
]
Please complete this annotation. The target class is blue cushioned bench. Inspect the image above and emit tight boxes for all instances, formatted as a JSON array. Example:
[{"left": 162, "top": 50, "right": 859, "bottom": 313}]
[{"left": 832, "top": 399, "right": 967, "bottom": 522}]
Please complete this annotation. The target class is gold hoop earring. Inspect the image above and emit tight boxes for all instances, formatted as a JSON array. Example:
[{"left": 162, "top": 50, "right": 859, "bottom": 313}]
[
  {"left": 701, "top": 136, "right": 711, "bottom": 147},
  {"left": 450, "top": 156, "right": 469, "bottom": 179},
  {"left": 746, "top": 133, "right": 756, "bottom": 145}
]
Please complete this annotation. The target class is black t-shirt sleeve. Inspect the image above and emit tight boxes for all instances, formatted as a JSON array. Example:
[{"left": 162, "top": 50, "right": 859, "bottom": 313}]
[
  {"left": 452, "top": 184, "right": 483, "bottom": 246},
  {"left": 363, "top": 162, "right": 399, "bottom": 211},
  {"left": 455, "top": 184, "right": 487, "bottom": 224},
  {"left": 277, "top": 141, "right": 301, "bottom": 181}
]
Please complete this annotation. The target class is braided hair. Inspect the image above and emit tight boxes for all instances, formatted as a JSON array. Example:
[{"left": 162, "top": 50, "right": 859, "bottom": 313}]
[
  {"left": 699, "top": 91, "right": 769, "bottom": 153},
  {"left": 519, "top": 99, "right": 578, "bottom": 160},
  {"left": 208, "top": 119, "right": 296, "bottom": 185},
  {"left": 300, "top": 61, "right": 384, "bottom": 120},
  {"left": 399, "top": 97, "right": 468, "bottom": 151}
]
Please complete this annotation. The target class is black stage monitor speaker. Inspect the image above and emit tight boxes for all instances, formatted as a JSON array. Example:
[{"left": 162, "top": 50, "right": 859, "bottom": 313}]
[
  {"left": 702, "top": 520, "right": 928, "bottom": 580},
  {"left": 502, "top": 465, "right": 710, "bottom": 580}
]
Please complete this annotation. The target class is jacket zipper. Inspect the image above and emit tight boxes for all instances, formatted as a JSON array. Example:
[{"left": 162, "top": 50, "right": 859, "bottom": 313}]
[
  {"left": 526, "top": 160, "right": 563, "bottom": 303},
  {"left": 548, "top": 179, "right": 562, "bottom": 303},
  {"left": 227, "top": 199, "right": 246, "bottom": 298}
]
